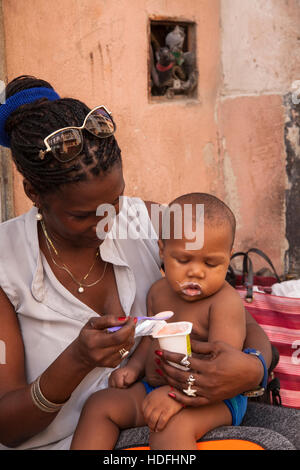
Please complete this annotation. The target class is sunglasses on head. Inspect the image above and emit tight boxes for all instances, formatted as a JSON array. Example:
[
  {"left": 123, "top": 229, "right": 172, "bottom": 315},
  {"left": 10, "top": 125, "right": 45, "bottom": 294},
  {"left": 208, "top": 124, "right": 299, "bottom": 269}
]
[{"left": 38, "top": 105, "right": 116, "bottom": 163}]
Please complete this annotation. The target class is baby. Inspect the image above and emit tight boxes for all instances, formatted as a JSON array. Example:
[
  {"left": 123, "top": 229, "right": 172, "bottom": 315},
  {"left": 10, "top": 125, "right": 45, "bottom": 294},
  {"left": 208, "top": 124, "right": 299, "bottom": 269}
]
[{"left": 70, "top": 193, "right": 247, "bottom": 450}]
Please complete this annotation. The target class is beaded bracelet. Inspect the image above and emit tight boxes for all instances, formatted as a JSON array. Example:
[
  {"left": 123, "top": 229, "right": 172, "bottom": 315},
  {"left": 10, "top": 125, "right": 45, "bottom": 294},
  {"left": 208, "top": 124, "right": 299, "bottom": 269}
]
[
  {"left": 242, "top": 349, "right": 268, "bottom": 397},
  {"left": 30, "top": 376, "right": 68, "bottom": 413}
]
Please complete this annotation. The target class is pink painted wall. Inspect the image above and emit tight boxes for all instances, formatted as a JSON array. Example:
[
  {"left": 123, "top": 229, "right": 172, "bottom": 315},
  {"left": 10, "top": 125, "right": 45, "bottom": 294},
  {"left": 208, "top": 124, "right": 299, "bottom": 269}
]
[
  {"left": 2, "top": 0, "right": 300, "bottom": 274},
  {"left": 3, "top": 0, "right": 221, "bottom": 208},
  {"left": 217, "top": 95, "right": 286, "bottom": 262}
]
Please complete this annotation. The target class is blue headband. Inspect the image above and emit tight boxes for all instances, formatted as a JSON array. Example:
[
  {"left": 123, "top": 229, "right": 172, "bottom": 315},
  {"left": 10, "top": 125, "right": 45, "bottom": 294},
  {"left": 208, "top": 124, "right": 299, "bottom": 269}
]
[{"left": 0, "top": 86, "right": 60, "bottom": 147}]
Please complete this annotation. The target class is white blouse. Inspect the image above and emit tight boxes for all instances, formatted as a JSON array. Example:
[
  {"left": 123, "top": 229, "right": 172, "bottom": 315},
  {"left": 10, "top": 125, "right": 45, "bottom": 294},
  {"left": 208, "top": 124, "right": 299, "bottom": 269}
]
[{"left": 0, "top": 196, "right": 161, "bottom": 450}]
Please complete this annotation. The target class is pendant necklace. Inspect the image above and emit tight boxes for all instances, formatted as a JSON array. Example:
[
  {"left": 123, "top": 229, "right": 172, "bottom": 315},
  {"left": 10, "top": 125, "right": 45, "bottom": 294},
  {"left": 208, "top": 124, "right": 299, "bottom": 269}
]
[{"left": 40, "top": 220, "right": 107, "bottom": 293}]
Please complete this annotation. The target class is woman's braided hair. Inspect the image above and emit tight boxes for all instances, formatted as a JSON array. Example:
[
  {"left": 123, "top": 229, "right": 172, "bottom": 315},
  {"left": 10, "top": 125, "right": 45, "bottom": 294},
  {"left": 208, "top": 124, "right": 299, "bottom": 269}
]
[{"left": 3, "top": 75, "right": 121, "bottom": 194}]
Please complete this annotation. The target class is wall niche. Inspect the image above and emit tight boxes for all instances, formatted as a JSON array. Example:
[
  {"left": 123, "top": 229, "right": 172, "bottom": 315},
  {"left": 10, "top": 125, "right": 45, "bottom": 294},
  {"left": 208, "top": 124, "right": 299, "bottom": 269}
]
[{"left": 149, "top": 19, "right": 197, "bottom": 101}]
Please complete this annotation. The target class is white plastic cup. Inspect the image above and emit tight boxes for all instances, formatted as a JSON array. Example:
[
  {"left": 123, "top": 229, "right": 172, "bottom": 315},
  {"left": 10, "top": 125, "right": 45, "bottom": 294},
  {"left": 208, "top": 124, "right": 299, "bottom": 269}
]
[{"left": 152, "top": 321, "right": 193, "bottom": 370}]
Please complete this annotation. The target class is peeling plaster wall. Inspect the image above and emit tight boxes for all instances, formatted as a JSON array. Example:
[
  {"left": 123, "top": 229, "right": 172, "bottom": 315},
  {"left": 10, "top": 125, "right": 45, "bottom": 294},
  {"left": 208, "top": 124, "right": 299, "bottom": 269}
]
[
  {"left": 217, "top": 94, "right": 287, "bottom": 272},
  {"left": 219, "top": 0, "right": 300, "bottom": 275},
  {"left": 221, "top": 0, "right": 300, "bottom": 96},
  {"left": 284, "top": 94, "right": 300, "bottom": 275}
]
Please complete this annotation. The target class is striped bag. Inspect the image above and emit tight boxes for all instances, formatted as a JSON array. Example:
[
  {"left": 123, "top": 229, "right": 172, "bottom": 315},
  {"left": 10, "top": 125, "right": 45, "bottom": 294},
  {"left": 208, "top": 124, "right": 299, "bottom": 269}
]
[{"left": 230, "top": 249, "right": 300, "bottom": 409}]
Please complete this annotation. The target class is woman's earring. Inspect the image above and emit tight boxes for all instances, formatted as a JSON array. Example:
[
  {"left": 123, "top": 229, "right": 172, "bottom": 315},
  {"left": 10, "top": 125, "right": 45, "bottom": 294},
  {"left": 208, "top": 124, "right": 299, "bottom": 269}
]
[{"left": 34, "top": 204, "right": 43, "bottom": 221}]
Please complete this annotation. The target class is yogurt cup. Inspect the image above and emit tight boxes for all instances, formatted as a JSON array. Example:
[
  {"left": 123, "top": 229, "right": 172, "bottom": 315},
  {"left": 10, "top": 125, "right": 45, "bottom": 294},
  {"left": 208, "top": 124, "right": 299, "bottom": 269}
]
[{"left": 152, "top": 321, "right": 193, "bottom": 370}]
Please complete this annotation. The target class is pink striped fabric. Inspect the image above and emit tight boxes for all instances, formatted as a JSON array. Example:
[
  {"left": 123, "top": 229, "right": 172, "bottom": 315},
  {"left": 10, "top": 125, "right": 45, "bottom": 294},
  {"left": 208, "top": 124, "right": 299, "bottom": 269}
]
[{"left": 237, "top": 288, "right": 300, "bottom": 409}]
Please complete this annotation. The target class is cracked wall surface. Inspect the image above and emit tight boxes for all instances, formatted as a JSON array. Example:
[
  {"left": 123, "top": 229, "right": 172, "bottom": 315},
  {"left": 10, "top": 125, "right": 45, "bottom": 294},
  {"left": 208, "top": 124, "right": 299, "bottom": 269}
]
[
  {"left": 219, "top": 0, "right": 300, "bottom": 275},
  {"left": 284, "top": 93, "right": 300, "bottom": 275}
]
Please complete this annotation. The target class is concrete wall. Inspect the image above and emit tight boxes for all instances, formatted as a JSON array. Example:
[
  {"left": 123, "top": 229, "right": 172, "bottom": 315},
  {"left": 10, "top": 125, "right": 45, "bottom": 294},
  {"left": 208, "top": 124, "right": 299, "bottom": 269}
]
[
  {"left": 219, "top": 0, "right": 300, "bottom": 274},
  {"left": 2, "top": 0, "right": 300, "bottom": 274}
]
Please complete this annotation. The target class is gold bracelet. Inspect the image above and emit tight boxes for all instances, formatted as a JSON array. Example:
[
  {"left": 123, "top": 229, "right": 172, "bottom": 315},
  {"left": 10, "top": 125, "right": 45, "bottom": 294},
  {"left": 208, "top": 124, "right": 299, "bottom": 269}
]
[
  {"left": 30, "top": 376, "right": 67, "bottom": 413},
  {"left": 30, "top": 384, "right": 57, "bottom": 413}
]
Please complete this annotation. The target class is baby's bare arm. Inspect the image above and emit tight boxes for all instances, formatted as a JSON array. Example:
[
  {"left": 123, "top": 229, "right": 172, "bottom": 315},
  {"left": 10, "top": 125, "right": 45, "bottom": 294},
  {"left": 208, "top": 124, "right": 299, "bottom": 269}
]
[{"left": 208, "top": 284, "right": 246, "bottom": 350}]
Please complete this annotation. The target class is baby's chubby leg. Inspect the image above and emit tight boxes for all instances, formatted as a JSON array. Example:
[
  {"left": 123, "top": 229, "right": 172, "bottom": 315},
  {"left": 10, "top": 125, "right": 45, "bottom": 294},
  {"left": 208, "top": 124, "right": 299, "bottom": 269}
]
[
  {"left": 150, "top": 401, "right": 232, "bottom": 450},
  {"left": 71, "top": 382, "right": 147, "bottom": 450}
]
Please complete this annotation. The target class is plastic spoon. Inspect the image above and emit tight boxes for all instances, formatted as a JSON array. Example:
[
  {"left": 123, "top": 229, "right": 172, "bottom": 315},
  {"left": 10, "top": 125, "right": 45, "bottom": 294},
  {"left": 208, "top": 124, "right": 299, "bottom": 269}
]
[{"left": 107, "top": 311, "right": 174, "bottom": 333}]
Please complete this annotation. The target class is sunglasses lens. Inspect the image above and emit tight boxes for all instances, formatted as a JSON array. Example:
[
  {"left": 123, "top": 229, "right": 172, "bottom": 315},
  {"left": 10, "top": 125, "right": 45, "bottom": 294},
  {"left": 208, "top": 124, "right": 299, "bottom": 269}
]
[
  {"left": 85, "top": 108, "right": 116, "bottom": 137},
  {"left": 47, "top": 129, "right": 82, "bottom": 162}
]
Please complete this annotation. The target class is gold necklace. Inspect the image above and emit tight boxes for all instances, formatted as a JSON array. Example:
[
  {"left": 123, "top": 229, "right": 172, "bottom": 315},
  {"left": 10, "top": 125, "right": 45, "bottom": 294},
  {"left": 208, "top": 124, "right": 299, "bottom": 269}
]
[{"left": 40, "top": 220, "right": 108, "bottom": 294}]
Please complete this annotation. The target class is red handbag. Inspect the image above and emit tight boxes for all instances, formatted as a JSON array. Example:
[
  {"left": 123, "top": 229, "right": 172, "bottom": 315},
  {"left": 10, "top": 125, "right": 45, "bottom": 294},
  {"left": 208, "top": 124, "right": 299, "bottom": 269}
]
[{"left": 229, "top": 249, "right": 300, "bottom": 409}]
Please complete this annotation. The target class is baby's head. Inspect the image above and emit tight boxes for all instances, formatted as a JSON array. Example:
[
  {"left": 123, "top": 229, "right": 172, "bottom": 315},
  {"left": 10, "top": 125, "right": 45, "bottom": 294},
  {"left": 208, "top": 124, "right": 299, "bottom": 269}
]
[{"left": 159, "top": 193, "right": 236, "bottom": 301}]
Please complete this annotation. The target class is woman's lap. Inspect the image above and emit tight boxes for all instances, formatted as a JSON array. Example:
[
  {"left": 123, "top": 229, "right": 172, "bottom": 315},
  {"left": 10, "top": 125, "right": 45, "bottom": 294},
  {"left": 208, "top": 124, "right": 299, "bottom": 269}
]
[
  {"left": 115, "top": 403, "right": 299, "bottom": 450},
  {"left": 242, "top": 402, "right": 300, "bottom": 449},
  {"left": 36, "top": 402, "right": 298, "bottom": 449}
]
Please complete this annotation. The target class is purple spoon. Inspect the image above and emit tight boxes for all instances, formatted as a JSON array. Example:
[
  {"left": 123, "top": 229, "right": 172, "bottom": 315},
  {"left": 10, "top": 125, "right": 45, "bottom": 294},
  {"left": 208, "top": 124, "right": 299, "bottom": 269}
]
[{"left": 107, "top": 311, "right": 174, "bottom": 333}]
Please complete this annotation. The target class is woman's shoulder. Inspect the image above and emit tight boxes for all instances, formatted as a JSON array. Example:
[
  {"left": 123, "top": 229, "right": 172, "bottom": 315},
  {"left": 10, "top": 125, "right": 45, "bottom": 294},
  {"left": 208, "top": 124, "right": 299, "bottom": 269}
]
[
  {"left": 123, "top": 197, "right": 157, "bottom": 213},
  {"left": 0, "top": 209, "right": 33, "bottom": 238},
  {"left": 0, "top": 209, "right": 36, "bottom": 263},
  {"left": 0, "top": 212, "right": 26, "bottom": 237},
  {"left": 0, "top": 208, "right": 31, "bottom": 225},
  {"left": 0, "top": 212, "right": 33, "bottom": 309},
  {"left": 118, "top": 196, "right": 161, "bottom": 240}
]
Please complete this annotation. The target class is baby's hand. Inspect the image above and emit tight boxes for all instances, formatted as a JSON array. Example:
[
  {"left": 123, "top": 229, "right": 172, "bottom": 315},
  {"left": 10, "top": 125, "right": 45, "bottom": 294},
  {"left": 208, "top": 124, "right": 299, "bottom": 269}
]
[
  {"left": 109, "top": 365, "right": 140, "bottom": 388},
  {"left": 142, "top": 386, "right": 183, "bottom": 432}
]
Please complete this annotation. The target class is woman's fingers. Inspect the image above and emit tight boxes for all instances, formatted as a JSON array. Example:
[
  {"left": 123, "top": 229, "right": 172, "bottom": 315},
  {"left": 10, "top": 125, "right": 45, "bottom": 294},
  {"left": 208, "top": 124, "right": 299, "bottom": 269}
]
[
  {"left": 87, "top": 315, "right": 130, "bottom": 332},
  {"left": 77, "top": 315, "right": 136, "bottom": 368},
  {"left": 157, "top": 341, "right": 218, "bottom": 368},
  {"left": 98, "top": 345, "right": 131, "bottom": 369},
  {"left": 157, "top": 340, "right": 257, "bottom": 405},
  {"left": 156, "top": 347, "right": 218, "bottom": 405},
  {"left": 157, "top": 342, "right": 219, "bottom": 382},
  {"left": 158, "top": 356, "right": 190, "bottom": 385},
  {"left": 190, "top": 339, "right": 220, "bottom": 359},
  {"left": 86, "top": 316, "right": 136, "bottom": 347},
  {"left": 168, "top": 388, "right": 210, "bottom": 407}
]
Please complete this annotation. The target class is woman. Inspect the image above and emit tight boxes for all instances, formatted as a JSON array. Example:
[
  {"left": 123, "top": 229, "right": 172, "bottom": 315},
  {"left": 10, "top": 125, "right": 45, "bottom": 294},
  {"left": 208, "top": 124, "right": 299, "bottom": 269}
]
[{"left": 0, "top": 76, "right": 296, "bottom": 450}]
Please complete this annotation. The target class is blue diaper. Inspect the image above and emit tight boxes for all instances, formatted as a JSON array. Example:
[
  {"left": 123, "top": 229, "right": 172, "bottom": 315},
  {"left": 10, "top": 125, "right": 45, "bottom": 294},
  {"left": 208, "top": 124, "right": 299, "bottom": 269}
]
[
  {"left": 224, "top": 394, "right": 248, "bottom": 426},
  {"left": 142, "top": 380, "right": 158, "bottom": 395}
]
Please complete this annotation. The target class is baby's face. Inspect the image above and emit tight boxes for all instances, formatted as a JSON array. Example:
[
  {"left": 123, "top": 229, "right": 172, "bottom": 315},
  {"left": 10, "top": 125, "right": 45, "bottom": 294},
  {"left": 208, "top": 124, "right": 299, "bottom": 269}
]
[{"left": 160, "top": 224, "right": 232, "bottom": 302}]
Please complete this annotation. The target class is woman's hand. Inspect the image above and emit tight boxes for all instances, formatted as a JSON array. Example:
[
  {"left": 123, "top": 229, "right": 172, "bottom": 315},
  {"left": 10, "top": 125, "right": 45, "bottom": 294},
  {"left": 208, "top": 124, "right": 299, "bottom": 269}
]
[
  {"left": 73, "top": 315, "right": 137, "bottom": 370},
  {"left": 156, "top": 340, "right": 264, "bottom": 407}
]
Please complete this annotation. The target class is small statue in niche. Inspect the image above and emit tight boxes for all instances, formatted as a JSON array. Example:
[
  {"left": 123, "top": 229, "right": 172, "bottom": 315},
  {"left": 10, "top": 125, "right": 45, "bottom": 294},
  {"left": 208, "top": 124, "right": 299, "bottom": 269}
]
[
  {"left": 151, "top": 25, "right": 197, "bottom": 99},
  {"left": 165, "top": 25, "right": 185, "bottom": 65}
]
